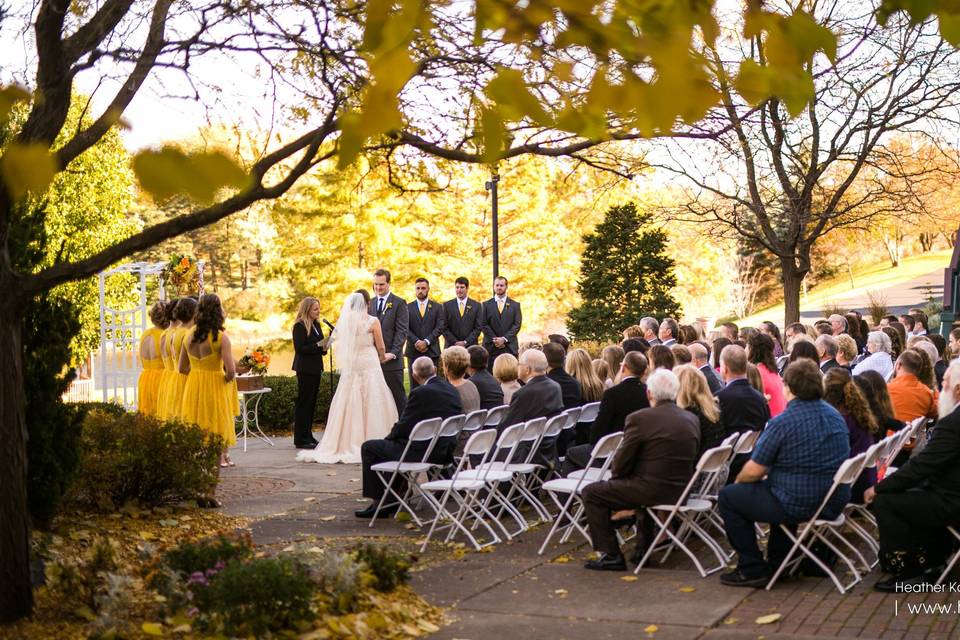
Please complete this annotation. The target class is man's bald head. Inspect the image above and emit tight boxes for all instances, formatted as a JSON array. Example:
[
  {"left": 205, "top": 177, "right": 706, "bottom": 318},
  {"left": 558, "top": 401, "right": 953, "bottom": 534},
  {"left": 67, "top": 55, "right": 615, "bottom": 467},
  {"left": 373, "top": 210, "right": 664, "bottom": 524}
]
[
  {"left": 519, "top": 348, "right": 549, "bottom": 376},
  {"left": 689, "top": 342, "right": 709, "bottom": 366}
]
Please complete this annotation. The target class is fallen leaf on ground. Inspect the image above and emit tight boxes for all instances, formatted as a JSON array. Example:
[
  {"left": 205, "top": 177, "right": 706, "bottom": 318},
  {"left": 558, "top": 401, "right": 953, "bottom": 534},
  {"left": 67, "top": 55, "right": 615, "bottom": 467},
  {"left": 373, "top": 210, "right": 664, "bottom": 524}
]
[
  {"left": 304, "top": 497, "right": 317, "bottom": 502},
  {"left": 396, "top": 512, "right": 412, "bottom": 522},
  {"left": 755, "top": 613, "right": 781, "bottom": 625},
  {"left": 139, "top": 531, "right": 155, "bottom": 540},
  {"left": 326, "top": 472, "right": 337, "bottom": 476},
  {"left": 554, "top": 588, "right": 568, "bottom": 595},
  {"left": 621, "top": 576, "right": 639, "bottom": 582},
  {"left": 349, "top": 478, "right": 359, "bottom": 482},
  {"left": 141, "top": 621, "right": 164, "bottom": 636},
  {"left": 552, "top": 554, "right": 573, "bottom": 563},
  {"left": 679, "top": 586, "right": 696, "bottom": 593},
  {"left": 644, "top": 624, "right": 659, "bottom": 633},
  {"left": 158, "top": 519, "right": 178, "bottom": 527},
  {"left": 723, "top": 618, "right": 738, "bottom": 624},
  {"left": 319, "top": 515, "right": 336, "bottom": 522}
]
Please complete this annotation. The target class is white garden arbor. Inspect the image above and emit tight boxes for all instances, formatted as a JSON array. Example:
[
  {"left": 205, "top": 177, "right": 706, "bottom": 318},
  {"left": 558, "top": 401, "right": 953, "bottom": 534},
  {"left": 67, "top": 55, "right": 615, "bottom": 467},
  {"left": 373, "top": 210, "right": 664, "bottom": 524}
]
[{"left": 97, "top": 260, "right": 204, "bottom": 409}]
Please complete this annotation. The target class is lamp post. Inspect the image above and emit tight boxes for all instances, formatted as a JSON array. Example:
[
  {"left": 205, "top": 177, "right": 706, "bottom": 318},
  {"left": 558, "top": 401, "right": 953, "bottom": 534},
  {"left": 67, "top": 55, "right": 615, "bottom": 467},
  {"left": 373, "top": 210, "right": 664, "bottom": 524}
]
[{"left": 485, "top": 171, "right": 500, "bottom": 280}]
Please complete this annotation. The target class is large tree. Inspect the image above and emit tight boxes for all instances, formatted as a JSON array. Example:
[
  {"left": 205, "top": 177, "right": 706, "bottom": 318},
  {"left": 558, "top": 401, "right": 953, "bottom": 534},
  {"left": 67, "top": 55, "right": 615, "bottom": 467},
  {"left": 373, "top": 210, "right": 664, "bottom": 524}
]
[{"left": 2, "top": 0, "right": 958, "bottom": 621}]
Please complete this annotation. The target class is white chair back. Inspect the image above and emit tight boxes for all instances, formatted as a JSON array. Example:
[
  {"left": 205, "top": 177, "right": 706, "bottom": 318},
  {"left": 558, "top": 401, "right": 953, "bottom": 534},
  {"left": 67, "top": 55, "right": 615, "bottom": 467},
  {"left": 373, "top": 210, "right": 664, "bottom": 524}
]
[
  {"left": 484, "top": 405, "right": 509, "bottom": 426},
  {"left": 438, "top": 414, "right": 466, "bottom": 439},
  {"left": 543, "top": 414, "right": 567, "bottom": 438},
  {"left": 862, "top": 440, "right": 886, "bottom": 469},
  {"left": 734, "top": 430, "right": 760, "bottom": 455},
  {"left": 561, "top": 407, "right": 582, "bottom": 431},
  {"left": 461, "top": 429, "right": 498, "bottom": 462},
  {"left": 578, "top": 401, "right": 601, "bottom": 423},
  {"left": 696, "top": 444, "right": 735, "bottom": 474},
  {"left": 720, "top": 431, "right": 740, "bottom": 448},
  {"left": 461, "top": 409, "right": 488, "bottom": 434}
]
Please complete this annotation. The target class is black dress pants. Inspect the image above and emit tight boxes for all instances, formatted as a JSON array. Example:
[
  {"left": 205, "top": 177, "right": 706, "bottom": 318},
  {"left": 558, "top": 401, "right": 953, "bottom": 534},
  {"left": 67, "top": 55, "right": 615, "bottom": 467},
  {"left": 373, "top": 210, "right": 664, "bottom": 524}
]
[
  {"left": 582, "top": 479, "right": 653, "bottom": 555},
  {"left": 360, "top": 439, "right": 452, "bottom": 501},
  {"left": 872, "top": 489, "right": 956, "bottom": 576},
  {"left": 382, "top": 367, "right": 407, "bottom": 415},
  {"left": 294, "top": 372, "right": 322, "bottom": 446}
]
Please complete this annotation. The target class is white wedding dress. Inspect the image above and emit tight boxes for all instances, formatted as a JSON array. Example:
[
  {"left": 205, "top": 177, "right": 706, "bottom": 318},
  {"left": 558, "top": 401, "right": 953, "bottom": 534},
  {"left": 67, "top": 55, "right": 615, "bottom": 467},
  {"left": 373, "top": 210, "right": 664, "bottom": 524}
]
[{"left": 297, "top": 313, "right": 397, "bottom": 464}]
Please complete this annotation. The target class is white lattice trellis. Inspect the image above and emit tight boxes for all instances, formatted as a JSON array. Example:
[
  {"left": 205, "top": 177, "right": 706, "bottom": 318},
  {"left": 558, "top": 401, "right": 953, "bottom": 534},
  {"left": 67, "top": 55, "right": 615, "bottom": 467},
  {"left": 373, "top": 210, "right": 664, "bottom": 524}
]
[{"left": 97, "top": 260, "right": 205, "bottom": 409}]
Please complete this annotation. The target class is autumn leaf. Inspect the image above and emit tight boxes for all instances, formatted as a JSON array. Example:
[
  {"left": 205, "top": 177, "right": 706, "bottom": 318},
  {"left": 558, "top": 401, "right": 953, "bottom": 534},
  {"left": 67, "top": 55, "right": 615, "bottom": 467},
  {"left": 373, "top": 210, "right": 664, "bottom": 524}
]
[
  {"left": 679, "top": 586, "right": 696, "bottom": 592},
  {"left": 141, "top": 621, "right": 164, "bottom": 636},
  {"left": 319, "top": 515, "right": 336, "bottom": 522},
  {"left": 0, "top": 84, "right": 30, "bottom": 123},
  {"left": 621, "top": 575, "right": 639, "bottom": 582},
  {"left": 756, "top": 613, "right": 782, "bottom": 624},
  {"left": 644, "top": 624, "right": 659, "bottom": 633},
  {"left": 133, "top": 146, "right": 248, "bottom": 203},
  {"left": 1, "top": 143, "right": 57, "bottom": 199}
]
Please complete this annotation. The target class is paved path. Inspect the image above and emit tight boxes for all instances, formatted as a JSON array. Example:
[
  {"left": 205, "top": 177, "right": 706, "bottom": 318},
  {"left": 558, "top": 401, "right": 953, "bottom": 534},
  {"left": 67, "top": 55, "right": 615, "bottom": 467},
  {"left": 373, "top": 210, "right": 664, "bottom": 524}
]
[
  {"left": 220, "top": 436, "right": 960, "bottom": 640},
  {"left": 798, "top": 268, "right": 944, "bottom": 322}
]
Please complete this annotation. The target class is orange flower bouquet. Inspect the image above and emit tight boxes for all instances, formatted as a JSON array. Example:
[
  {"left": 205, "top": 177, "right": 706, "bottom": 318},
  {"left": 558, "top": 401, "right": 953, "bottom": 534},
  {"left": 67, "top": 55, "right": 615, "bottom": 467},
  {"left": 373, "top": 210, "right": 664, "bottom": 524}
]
[
  {"left": 237, "top": 346, "right": 271, "bottom": 375},
  {"left": 165, "top": 254, "right": 199, "bottom": 295}
]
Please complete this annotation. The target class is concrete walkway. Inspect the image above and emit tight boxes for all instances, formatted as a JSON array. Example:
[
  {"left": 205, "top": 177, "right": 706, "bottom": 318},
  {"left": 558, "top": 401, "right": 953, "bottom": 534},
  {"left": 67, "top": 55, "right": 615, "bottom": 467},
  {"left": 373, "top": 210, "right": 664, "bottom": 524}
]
[{"left": 219, "top": 436, "right": 959, "bottom": 640}]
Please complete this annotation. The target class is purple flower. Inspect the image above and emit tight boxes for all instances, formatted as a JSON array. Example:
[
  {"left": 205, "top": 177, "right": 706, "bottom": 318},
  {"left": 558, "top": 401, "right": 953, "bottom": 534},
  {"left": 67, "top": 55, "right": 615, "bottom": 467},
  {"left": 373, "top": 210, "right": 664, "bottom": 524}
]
[{"left": 188, "top": 571, "right": 208, "bottom": 586}]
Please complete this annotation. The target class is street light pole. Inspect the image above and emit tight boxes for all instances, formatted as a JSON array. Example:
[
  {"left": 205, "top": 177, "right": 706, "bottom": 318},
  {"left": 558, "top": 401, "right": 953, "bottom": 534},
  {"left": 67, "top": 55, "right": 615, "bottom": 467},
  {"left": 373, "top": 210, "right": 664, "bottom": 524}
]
[{"left": 485, "top": 172, "right": 500, "bottom": 280}]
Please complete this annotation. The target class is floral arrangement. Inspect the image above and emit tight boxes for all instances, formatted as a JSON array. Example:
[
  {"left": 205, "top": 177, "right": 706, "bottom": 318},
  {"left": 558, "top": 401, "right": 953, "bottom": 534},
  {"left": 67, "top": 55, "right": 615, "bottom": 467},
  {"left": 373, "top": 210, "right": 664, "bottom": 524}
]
[
  {"left": 165, "top": 254, "right": 199, "bottom": 294},
  {"left": 237, "top": 346, "right": 270, "bottom": 375}
]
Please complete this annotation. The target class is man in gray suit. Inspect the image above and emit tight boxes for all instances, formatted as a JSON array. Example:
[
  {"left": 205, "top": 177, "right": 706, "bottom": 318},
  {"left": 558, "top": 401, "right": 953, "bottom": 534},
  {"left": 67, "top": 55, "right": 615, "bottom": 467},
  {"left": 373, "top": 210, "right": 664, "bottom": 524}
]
[
  {"left": 481, "top": 275, "right": 521, "bottom": 369},
  {"left": 369, "top": 268, "right": 409, "bottom": 414},
  {"left": 497, "top": 349, "right": 564, "bottom": 468},
  {"left": 405, "top": 277, "right": 445, "bottom": 390},
  {"left": 442, "top": 277, "right": 483, "bottom": 348}
]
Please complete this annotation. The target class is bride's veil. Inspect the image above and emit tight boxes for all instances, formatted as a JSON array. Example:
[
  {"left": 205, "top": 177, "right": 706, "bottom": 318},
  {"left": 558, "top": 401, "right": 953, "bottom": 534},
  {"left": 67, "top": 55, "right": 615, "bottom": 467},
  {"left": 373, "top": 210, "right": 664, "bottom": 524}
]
[{"left": 331, "top": 293, "right": 369, "bottom": 373}]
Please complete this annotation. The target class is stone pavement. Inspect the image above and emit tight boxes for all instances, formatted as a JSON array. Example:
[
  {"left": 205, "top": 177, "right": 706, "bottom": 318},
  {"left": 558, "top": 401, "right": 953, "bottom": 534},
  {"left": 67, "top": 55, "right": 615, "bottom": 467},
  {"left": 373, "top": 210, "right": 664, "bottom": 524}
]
[{"left": 220, "top": 436, "right": 960, "bottom": 640}]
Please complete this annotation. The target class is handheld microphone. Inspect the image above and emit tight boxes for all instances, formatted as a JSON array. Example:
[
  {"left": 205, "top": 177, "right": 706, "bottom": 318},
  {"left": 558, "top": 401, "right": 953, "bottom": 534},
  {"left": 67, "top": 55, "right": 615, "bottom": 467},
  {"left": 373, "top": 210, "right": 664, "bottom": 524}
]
[{"left": 322, "top": 319, "right": 336, "bottom": 332}]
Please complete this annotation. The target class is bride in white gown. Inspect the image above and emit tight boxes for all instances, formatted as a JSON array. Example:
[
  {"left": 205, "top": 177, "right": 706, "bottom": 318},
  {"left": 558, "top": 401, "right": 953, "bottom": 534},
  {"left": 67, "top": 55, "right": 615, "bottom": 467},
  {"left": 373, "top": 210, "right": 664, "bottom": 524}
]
[{"left": 297, "top": 293, "right": 398, "bottom": 464}]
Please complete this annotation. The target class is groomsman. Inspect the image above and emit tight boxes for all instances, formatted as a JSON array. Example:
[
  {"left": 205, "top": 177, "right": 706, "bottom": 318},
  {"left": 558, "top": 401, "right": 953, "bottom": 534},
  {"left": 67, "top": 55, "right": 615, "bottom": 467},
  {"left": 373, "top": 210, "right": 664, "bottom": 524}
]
[
  {"left": 481, "top": 276, "right": 521, "bottom": 369},
  {"left": 369, "top": 268, "right": 409, "bottom": 414},
  {"left": 442, "top": 277, "right": 483, "bottom": 348},
  {"left": 405, "top": 278, "right": 446, "bottom": 390}
]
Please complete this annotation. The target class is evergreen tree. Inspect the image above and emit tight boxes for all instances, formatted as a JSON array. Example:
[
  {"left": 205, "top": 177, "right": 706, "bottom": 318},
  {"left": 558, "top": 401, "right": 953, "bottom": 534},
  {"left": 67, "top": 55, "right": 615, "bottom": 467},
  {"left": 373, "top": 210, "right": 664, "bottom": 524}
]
[{"left": 567, "top": 203, "right": 680, "bottom": 342}]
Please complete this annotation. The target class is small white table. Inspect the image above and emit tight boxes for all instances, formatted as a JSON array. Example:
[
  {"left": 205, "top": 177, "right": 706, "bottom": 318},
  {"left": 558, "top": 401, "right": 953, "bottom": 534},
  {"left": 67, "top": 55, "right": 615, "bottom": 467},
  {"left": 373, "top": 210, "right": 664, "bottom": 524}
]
[{"left": 236, "top": 387, "right": 273, "bottom": 452}]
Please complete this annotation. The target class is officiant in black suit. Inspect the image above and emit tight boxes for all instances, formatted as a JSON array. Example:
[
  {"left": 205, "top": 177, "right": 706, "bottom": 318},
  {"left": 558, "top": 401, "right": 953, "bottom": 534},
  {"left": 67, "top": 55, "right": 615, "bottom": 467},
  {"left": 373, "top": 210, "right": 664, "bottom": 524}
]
[
  {"left": 355, "top": 357, "right": 463, "bottom": 518},
  {"left": 369, "top": 268, "right": 409, "bottom": 414},
  {"left": 481, "top": 276, "right": 521, "bottom": 369},
  {"left": 405, "top": 277, "right": 445, "bottom": 390},
  {"left": 442, "top": 277, "right": 483, "bottom": 348}
]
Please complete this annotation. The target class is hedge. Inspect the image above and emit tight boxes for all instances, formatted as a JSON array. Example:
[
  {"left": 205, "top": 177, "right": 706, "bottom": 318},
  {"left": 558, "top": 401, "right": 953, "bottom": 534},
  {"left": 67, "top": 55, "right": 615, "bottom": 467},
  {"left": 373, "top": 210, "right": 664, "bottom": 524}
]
[{"left": 257, "top": 373, "right": 340, "bottom": 434}]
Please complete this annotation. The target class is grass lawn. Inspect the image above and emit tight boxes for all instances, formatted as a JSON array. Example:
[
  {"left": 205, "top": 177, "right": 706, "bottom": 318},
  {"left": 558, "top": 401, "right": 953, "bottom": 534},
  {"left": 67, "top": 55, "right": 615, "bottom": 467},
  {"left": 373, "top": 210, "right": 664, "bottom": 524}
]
[{"left": 737, "top": 249, "right": 952, "bottom": 325}]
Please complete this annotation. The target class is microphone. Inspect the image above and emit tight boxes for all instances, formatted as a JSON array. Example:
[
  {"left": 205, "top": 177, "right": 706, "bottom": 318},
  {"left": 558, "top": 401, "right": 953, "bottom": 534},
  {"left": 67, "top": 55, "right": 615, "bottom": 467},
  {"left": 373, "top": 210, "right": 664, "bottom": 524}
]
[{"left": 322, "top": 319, "right": 336, "bottom": 332}]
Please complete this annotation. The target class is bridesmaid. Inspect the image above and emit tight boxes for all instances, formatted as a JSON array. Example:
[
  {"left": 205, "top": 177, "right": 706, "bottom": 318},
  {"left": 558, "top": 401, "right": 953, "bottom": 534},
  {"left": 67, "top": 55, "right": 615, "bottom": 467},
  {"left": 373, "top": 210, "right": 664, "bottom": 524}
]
[
  {"left": 168, "top": 297, "right": 198, "bottom": 419},
  {"left": 180, "top": 294, "right": 238, "bottom": 467},
  {"left": 137, "top": 302, "right": 169, "bottom": 416},
  {"left": 156, "top": 298, "right": 181, "bottom": 420},
  {"left": 291, "top": 296, "right": 328, "bottom": 449}
]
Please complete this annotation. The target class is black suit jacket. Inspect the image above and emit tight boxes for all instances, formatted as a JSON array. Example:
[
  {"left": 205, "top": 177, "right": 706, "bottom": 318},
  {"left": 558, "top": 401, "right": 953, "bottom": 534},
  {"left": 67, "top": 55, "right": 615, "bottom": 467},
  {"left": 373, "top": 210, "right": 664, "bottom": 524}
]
[
  {"left": 481, "top": 297, "right": 521, "bottom": 355},
  {"left": 716, "top": 378, "right": 770, "bottom": 435},
  {"left": 699, "top": 364, "right": 723, "bottom": 395},
  {"left": 369, "top": 292, "right": 408, "bottom": 372},
  {"left": 820, "top": 359, "right": 841, "bottom": 373},
  {"left": 876, "top": 409, "right": 960, "bottom": 510},
  {"left": 405, "top": 299, "right": 445, "bottom": 359},
  {"left": 497, "top": 374, "right": 563, "bottom": 432},
  {"left": 467, "top": 369, "right": 504, "bottom": 409},
  {"left": 442, "top": 297, "right": 483, "bottom": 347},
  {"left": 610, "top": 402, "right": 700, "bottom": 507},
  {"left": 292, "top": 321, "right": 327, "bottom": 375},
  {"left": 547, "top": 368, "right": 583, "bottom": 409},
  {"left": 590, "top": 377, "right": 650, "bottom": 444},
  {"left": 386, "top": 376, "right": 463, "bottom": 444}
]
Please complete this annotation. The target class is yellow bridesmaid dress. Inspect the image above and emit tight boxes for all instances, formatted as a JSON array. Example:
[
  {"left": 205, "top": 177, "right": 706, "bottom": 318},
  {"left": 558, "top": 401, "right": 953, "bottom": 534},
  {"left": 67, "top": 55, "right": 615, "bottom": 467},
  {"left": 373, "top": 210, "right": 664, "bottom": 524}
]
[
  {"left": 181, "top": 328, "right": 238, "bottom": 447},
  {"left": 137, "top": 327, "right": 165, "bottom": 416},
  {"left": 167, "top": 325, "right": 191, "bottom": 420},
  {"left": 156, "top": 326, "right": 177, "bottom": 420}
]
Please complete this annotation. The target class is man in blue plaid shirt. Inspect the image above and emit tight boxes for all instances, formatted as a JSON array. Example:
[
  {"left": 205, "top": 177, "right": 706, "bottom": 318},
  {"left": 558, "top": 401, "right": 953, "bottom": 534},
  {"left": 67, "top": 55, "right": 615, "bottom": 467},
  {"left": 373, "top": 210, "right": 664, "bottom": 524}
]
[{"left": 718, "top": 359, "right": 850, "bottom": 587}]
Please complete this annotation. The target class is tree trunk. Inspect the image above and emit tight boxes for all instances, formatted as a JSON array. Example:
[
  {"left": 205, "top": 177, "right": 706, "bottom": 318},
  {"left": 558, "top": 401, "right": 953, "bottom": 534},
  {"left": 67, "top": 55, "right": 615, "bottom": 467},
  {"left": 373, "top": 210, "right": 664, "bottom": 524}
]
[
  {"left": 919, "top": 232, "right": 935, "bottom": 252},
  {"left": 781, "top": 258, "right": 807, "bottom": 326},
  {"left": 0, "top": 293, "right": 32, "bottom": 621}
]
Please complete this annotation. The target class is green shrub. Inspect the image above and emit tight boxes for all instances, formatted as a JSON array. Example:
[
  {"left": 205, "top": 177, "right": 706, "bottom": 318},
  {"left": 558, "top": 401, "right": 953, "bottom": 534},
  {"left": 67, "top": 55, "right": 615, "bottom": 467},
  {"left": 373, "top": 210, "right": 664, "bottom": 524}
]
[
  {"left": 354, "top": 544, "right": 411, "bottom": 592},
  {"left": 68, "top": 410, "right": 223, "bottom": 510},
  {"left": 192, "top": 557, "right": 316, "bottom": 636},
  {"left": 162, "top": 531, "right": 253, "bottom": 577},
  {"left": 306, "top": 551, "right": 363, "bottom": 614},
  {"left": 74, "top": 401, "right": 128, "bottom": 417},
  {"left": 257, "top": 373, "right": 339, "bottom": 433}
]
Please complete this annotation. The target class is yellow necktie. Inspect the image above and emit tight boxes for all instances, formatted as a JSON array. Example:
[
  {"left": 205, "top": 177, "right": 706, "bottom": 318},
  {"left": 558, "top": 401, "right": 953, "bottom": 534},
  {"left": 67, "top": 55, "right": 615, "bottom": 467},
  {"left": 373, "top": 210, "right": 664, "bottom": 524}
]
[
  {"left": 497, "top": 299, "right": 504, "bottom": 313},
  {"left": 419, "top": 303, "right": 425, "bottom": 318},
  {"left": 458, "top": 301, "right": 464, "bottom": 317}
]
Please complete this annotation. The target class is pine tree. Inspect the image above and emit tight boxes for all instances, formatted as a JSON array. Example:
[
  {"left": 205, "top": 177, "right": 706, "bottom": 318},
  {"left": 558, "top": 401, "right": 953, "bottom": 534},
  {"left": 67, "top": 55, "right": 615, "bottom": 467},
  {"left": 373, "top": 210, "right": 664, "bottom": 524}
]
[{"left": 567, "top": 203, "right": 680, "bottom": 342}]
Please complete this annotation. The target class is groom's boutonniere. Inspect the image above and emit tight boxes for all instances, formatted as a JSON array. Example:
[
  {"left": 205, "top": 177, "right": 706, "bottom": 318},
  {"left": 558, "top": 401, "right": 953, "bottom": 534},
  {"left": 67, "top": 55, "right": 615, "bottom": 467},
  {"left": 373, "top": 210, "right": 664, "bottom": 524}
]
[
  {"left": 465, "top": 305, "right": 471, "bottom": 311},
  {"left": 505, "top": 302, "right": 510, "bottom": 308},
  {"left": 386, "top": 302, "right": 393, "bottom": 310}
]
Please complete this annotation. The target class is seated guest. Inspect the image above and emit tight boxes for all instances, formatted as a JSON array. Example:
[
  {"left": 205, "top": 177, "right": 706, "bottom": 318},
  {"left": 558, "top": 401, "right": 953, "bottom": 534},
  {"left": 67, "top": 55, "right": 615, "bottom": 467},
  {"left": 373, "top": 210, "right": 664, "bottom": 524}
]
[
  {"left": 711, "top": 337, "right": 732, "bottom": 371},
  {"left": 562, "top": 352, "right": 650, "bottom": 475},
  {"left": 648, "top": 344, "right": 676, "bottom": 372},
  {"left": 466, "top": 345, "right": 504, "bottom": 409},
  {"left": 739, "top": 327, "right": 758, "bottom": 342},
  {"left": 823, "top": 368, "right": 880, "bottom": 503},
  {"left": 356, "top": 357, "right": 462, "bottom": 518},
  {"left": 788, "top": 337, "right": 820, "bottom": 366},
  {"left": 621, "top": 337, "right": 649, "bottom": 355},
  {"left": 718, "top": 360, "right": 851, "bottom": 586},
  {"left": 601, "top": 345, "right": 626, "bottom": 385},
  {"left": 899, "top": 314, "right": 917, "bottom": 337},
  {"left": 815, "top": 320, "right": 834, "bottom": 337},
  {"left": 640, "top": 316, "right": 661, "bottom": 345},
  {"left": 678, "top": 324, "right": 699, "bottom": 345},
  {"left": 828, "top": 313, "right": 848, "bottom": 336},
  {"left": 913, "top": 340, "right": 943, "bottom": 390},
  {"left": 909, "top": 309, "right": 929, "bottom": 337},
  {"left": 759, "top": 320, "right": 785, "bottom": 358},
  {"left": 746, "top": 363, "right": 766, "bottom": 397},
  {"left": 659, "top": 317, "right": 680, "bottom": 346},
  {"left": 690, "top": 342, "right": 722, "bottom": 394},
  {"left": 621, "top": 325, "right": 643, "bottom": 340},
  {"left": 720, "top": 321, "right": 739, "bottom": 342},
  {"left": 835, "top": 334, "right": 858, "bottom": 370},
  {"left": 854, "top": 370, "right": 905, "bottom": 436},
  {"left": 949, "top": 327, "right": 960, "bottom": 360},
  {"left": 816, "top": 334, "right": 842, "bottom": 373},
  {"left": 671, "top": 344, "right": 693, "bottom": 365},
  {"left": 567, "top": 348, "right": 606, "bottom": 403},
  {"left": 544, "top": 341, "right": 583, "bottom": 409},
  {"left": 747, "top": 333, "right": 787, "bottom": 417},
  {"left": 593, "top": 358, "right": 613, "bottom": 389},
  {"left": 930, "top": 334, "right": 948, "bottom": 389},
  {"left": 864, "top": 360, "right": 960, "bottom": 591},
  {"left": 717, "top": 345, "right": 770, "bottom": 435},
  {"left": 784, "top": 322, "right": 807, "bottom": 345},
  {"left": 547, "top": 333, "right": 570, "bottom": 353},
  {"left": 676, "top": 364, "right": 725, "bottom": 457},
  {"left": 443, "top": 346, "right": 480, "bottom": 413},
  {"left": 582, "top": 369, "right": 700, "bottom": 570},
  {"left": 887, "top": 350, "right": 938, "bottom": 423},
  {"left": 852, "top": 331, "right": 895, "bottom": 380},
  {"left": 498, "top": 349, "right": 564, "bottom": 467},
  {"left": 493, "top": 353, "right": 522, "bottom": 404},
  {"left": 885, "top": 324, "right": 906, "bottom": 358}
]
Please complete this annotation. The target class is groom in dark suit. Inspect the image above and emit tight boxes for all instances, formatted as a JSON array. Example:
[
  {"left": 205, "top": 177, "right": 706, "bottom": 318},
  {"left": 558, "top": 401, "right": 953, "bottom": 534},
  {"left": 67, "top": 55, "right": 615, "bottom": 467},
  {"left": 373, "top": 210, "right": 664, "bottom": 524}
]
[
  {"left": 369, "top": 268, "right": 409, "bottom": 414},
  {"left": 405, "top": 277, "right": 445, "bottom": 390},
  {"left": 355, "top": 357, "right": 463, "bottom": 518},
  {"left": 481, "top": 276, "right": 521, "bottom": 369},
  {"left": 442, "top": 277, "right": 483, "bottom": 348}
]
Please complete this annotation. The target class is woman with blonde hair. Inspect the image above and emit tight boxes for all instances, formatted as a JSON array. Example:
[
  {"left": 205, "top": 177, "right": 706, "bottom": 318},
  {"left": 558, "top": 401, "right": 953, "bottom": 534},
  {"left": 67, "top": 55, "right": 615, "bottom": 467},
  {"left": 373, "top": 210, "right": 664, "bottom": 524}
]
[
  {"left": 675, "top": 365, "right": 724, "bottom": 456},
  {"left": 566, "top": 348, "right": 605, "bottom": 402},
  {"left": 592, "top": 358, "right": 612, "bottom": 388},
  {"left": 442, "top": 346, "right": 480, "bottom": 412},
  {"left": 493, "top": 353, "right": 522, "bottom": 404},
  {"left": 600, "top": 345, "right": 625, "bottom": 386},
  {"left": 291, "top": 296, "right": 330, "bottom": 449}
]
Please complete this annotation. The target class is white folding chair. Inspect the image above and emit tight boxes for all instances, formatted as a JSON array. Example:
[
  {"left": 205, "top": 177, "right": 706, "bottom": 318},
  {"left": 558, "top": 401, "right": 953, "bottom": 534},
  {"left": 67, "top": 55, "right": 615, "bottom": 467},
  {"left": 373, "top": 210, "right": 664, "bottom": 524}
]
[
  {"left": 496, "top": 416, "right": 560, "bottom": 521},
  {"left": 461, "top": 409, "right": 489, "bottom": 435},
  {"left": 842, "top": 440, "right": 888, "bottom": 566},
  {"left": 734, "top": 430, "right": 760, "bottom": 456},
  {"left": 935, "top": 526, "right": 960, "bottom": 586},
  {"left": 429, "top": 414, "right": 466, "bottom": 475},
  {"left": 418, "top": 429, "right": 502, "bottom": 551},
  {"left": 368, "top": 417, "right": 443, "bottom": 527},
  {"left": 765, "top": 453, "right": 868, "bottom": 594},
  {"left": 634, "top": 445, "right": 734, "bottom": 577},
  {"left": 456, "top": 423, "right": 529, "bottom": 539},
  {"left": 484, "top": 405, "right": 509, "bottom": 427},
  {"left": 575, "top": 402, "right": 601, "bottom": 442},
  {"left": 882, "top": 419, "right": 923, "bottom": 477},
  {"left": 537, "top": 431, "right": 624, "bottom": 555},
  {"left": 558, "top": 406, "right": 582, "bottom": 460}
]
